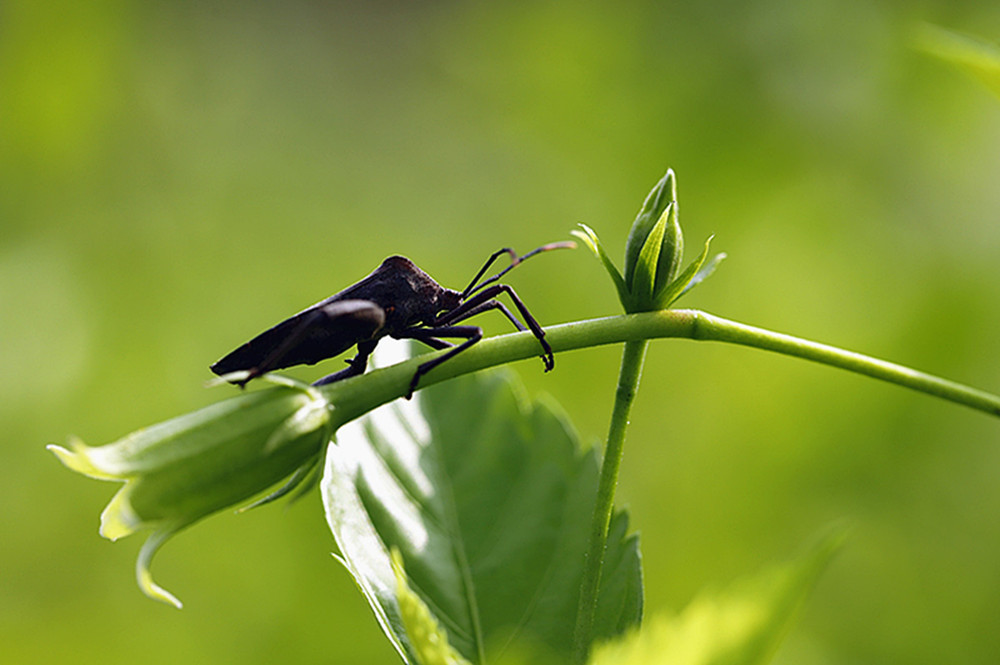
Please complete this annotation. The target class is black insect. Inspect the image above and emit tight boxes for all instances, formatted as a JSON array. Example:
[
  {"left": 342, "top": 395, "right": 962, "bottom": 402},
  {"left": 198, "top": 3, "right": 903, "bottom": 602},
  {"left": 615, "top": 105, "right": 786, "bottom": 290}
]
[{"left": 210, "top": 242, "right": 574, "bottom": 396}]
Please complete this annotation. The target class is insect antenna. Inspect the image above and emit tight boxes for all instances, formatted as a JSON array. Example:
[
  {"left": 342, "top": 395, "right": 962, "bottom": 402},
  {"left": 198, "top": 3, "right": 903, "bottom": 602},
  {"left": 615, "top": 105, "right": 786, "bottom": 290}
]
[
  {"left": 462, "top": 241, "right": 576, "bottom": 298},
  {"left": 459, "top": 247, "right": 517, "bottom": 298}
]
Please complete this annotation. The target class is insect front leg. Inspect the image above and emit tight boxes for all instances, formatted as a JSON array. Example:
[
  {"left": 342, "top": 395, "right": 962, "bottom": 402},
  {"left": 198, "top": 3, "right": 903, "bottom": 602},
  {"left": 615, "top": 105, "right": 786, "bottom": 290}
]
[
  {"left": 437, "top": 296, "right": 528, "bottom": 333},
  {"left": 437, "top": 284, "right": 554, "bottom": 371},
  {"left": 394, "top": 325, "right": 482, "bottom": 398}
]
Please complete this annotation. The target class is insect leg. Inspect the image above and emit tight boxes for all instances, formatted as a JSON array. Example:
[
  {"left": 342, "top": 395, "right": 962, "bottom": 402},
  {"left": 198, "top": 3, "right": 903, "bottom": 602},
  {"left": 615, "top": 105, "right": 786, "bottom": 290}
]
[
  {"left": 435, "top": 294, "right": 527, "bottom": 332},
  {"left": 414, "top": 336, "right": 454, "bottom": 351},
  {"left": 439, "top": 284, "right": 554, "bottom": 371},
  {"left": 313, "top": 339, "right": 377, "bottom": 386},
  {"left": 394, "top": 325, "right": 482, "bottom": 397}
]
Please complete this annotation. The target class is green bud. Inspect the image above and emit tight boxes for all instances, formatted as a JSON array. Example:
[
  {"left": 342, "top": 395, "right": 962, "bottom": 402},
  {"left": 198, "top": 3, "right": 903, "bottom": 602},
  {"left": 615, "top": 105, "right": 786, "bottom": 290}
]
[
  {"left": 573, "top": 168, "right": 724, "bottom": 313},
  {"left": 48, "top": 375, "right": 333, "bottom": 607},
  {"left": 623, "top": 169, "right": 683, "bottom": 308}
]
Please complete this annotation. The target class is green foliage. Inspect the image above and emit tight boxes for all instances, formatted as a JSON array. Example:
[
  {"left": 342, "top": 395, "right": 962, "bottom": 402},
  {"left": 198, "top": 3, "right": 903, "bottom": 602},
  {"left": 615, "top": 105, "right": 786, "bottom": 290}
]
[
  {"left": 590, "top": 528, "right": 845, "bottom": 665},
  {"left": 391, "top": 548, "right": 473, "bottom": 665},
  {"left": 43, "top": 156, "right": 997, "bottom": 662},
  {"left": 323, "top": 364, "right": 642, "bottom": 664},
  {"left": 915, "top": 24, "right": 1000, "bottom": 99},
  {"left": 17, "top": 6, "right": 1000, "bottom": 664}
]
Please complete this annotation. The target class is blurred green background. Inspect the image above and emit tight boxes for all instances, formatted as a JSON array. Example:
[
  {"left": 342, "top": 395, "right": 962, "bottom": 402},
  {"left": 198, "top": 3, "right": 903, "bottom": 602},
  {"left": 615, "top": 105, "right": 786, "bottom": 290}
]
[{"left": 3, "top": 1, "right": 1000, "bottom": 663}]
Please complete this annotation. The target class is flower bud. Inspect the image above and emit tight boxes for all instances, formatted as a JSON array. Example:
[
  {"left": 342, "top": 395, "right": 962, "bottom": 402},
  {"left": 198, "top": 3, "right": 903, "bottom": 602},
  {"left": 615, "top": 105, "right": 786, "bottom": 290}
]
[
  {"left": 623, "top": 169, "right": 683, "bottom": 310},
  {"left": 573, "top": 169, "right": 721, "bottom": 314},
  {"left": 48, "top": 376, "right": 333, "bottom": 607}
]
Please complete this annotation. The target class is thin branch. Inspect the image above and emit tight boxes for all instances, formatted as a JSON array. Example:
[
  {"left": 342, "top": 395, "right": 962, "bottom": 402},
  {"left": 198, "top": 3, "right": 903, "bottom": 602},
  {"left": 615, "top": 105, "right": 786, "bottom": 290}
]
[{"left": 320, "top": 310, "right": 1000, "bottom": 425}]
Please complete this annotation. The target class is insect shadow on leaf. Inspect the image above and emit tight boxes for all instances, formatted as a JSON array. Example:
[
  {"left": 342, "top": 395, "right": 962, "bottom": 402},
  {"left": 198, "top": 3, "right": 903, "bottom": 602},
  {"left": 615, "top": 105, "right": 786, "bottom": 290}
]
[{"left": 210, "top": 242, "right": 575, "bottom": 397}]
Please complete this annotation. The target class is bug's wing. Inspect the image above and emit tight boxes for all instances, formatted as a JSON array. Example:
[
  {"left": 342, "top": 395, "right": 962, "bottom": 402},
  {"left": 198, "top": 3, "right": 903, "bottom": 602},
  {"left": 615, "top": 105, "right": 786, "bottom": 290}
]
[{"left": 210, "top": 299, "right": 386, "bottom": 375}]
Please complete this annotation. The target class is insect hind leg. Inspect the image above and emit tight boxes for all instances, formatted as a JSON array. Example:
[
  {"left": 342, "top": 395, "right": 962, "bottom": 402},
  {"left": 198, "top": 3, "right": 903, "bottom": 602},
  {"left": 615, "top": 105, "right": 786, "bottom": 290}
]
[
  {"left": 395, "top": 325, "right": 482, "bottom": 398},
  {"left": 312, "top": 340, "right": 377, "bottom": 386}
]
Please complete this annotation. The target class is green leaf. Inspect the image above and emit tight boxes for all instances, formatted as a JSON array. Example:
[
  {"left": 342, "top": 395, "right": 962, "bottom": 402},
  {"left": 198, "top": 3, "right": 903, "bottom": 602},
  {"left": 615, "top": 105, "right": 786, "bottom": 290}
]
[
  {"left": 678, "top": 251, "right": 727, "bottom": 300},
  {"left": 391, "top": 548, "right": 473, "bottom": 665},
  {"left": 652, "top": 236, "right": 720, "bottom": 309},
  {"left": 572, "top": 224, "right": 630, "bottom": 309},
  {"left": 915, "top": 24, "right": 1000, "bottom": 100},
  {"left": 631, "top": 204, "right": 669, "bottom": 308},
  {"left": 322, "top": 364, "right": 642, "bottom": 664},
  {"left": 589, "top": 527, "right": 846, "bottom": 665}
]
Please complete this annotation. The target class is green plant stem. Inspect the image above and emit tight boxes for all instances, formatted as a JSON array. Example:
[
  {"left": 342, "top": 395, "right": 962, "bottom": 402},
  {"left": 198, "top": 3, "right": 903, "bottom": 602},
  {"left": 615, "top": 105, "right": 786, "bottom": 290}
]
[
  {"left": 313, "top": 307, "right": 999, "bottom": 656},
  {"left": 321, "top": 310, "right": 1000, "bottom": 426},
  {"left": 573, "top": 338, "right": 648, "bottom": 663}
]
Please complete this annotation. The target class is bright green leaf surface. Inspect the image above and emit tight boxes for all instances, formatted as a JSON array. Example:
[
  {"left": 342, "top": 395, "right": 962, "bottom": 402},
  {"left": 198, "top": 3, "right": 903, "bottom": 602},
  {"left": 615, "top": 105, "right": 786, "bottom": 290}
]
[
  {"left": 323, "top": 367, "right": 642, "bottom": 664},
  {"left": 916, "top": 24, "right": 1000, "bottom": 100},
  {"left": 590, "top": 529, "right": 845, "bottom": 665},
  {"left": 391, "top": 548, "right": 473, "bottom": 665}
]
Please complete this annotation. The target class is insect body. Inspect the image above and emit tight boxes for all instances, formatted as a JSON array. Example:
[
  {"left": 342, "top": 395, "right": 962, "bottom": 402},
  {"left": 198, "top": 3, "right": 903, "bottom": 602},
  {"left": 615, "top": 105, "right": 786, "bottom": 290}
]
[{"left": 210, "top": 242, "right": 574, "bottom": 396}]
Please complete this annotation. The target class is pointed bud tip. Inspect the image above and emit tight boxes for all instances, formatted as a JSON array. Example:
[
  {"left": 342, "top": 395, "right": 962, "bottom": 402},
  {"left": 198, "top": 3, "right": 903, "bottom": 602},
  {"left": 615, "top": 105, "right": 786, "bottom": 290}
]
[
  {"left": 48, "top": 438, "right": 121, "bottom": 480},
  {"left": 47, "top": 442, "right": 79, "bottom": 469}
]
